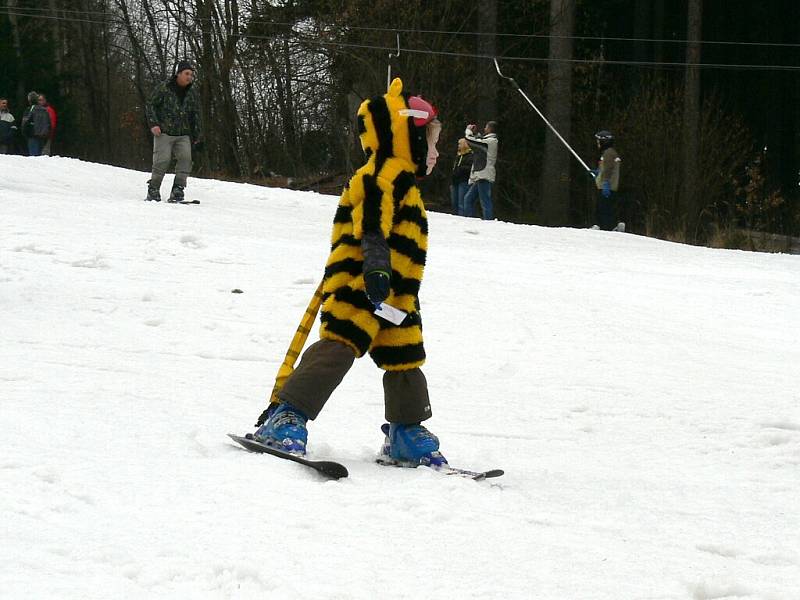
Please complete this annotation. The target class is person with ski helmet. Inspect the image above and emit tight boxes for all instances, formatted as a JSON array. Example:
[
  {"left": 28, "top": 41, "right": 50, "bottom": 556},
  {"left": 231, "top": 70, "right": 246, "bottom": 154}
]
[
  {"left": 592, "top": 130, "right": 623, "bottom": 231},
  {"left": 251, "top": 78, "right": 449, "bottom": 468}
]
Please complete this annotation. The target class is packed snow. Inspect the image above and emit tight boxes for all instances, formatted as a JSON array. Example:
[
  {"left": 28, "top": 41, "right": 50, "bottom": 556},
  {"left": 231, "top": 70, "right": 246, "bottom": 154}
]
[{"left": 2, "top": 155, "right": 799, "bottom": 599}]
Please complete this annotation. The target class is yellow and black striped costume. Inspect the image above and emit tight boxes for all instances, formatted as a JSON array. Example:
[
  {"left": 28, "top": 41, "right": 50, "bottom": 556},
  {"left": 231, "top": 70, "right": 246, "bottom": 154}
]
[{"left": 320, "top": 78, "right": 429, "bottom": 371}]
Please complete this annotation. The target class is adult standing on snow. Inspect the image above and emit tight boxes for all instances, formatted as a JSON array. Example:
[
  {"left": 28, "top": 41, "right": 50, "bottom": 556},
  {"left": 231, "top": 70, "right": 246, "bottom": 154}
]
[
  {"left": 450, "top": 138, "right": 473, "bottom": 215},
  {"left": 462, "top": 121, "right": 498, "bottom": 220},
  {"left": 38, "top": 94, "right": 57, "bottom": 156},
  {"left": 21, "top": 91, "right": 50, "bottom": 157},
  {"left": 592, "top": 130, "right": 623, "bottom": 231},
  {"left": 0, "top": 97, "right": 17, "bottom": 154},
  {"left": 250, "top": 78, "right": 450, "bottom": 468},
  {"left": 144, "top": 60, "right": 203, "bottom": 202}
]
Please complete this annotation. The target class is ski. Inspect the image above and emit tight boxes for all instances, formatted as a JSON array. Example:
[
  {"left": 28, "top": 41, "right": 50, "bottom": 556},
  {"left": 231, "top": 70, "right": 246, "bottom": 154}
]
[
  {"left": 376, "top": 457, "right": 504, "bottom": 481},
  {"left": 178, "top": 199, "right": 200, "bottom": 204},
  {"left": 227, "top": 433, "right": 348, "bottom": 480},
  {"left": 229, "top": 433, "right": 501, "bottom": 481}
]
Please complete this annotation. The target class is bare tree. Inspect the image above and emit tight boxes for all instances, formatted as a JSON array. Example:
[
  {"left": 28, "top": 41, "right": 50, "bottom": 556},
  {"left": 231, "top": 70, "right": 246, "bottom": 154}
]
[
  {"left": 540, "top": 0, "right": 576, "bottom": 226},
  {"left": 633, "top": 0, "right": 651, "bottom": 64},
  {"left": 476, "top": 1, "right": 497, "bottom": 119},
  {"left": 682, "top": 0, "right": 703, "bottom": 239},
  {"left": 6, "top": 0, "right": 26, "bottom": 105}
]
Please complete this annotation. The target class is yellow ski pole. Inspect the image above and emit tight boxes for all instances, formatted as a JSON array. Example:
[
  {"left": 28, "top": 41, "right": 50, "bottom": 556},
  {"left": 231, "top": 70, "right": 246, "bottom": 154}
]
[{"left": 256, "top": 280, "right": 324, "bottom": 426}]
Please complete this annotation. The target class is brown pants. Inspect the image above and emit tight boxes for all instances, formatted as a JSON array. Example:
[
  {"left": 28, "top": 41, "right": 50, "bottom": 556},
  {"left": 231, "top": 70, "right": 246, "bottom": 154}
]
[{"left": 277, "top": 339, "right": 432, "bottom": 424}]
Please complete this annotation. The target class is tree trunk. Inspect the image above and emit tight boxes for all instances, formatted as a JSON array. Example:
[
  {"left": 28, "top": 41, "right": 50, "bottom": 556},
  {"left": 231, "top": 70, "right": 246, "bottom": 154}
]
[
  {"left": 282, "top": 35, "right": 300, "bottom": 172},
  {"left": 142, "top": 0, "right": 167, "bottom": 77},
  {"left": 682, "top": 0, "right": 703, "bottom": 239},
  {"left": 539, "top": 0, "right": 576, "bottom": 226},
  {"left": 6, "top": 0, "right": 26, "bottom": 106},
  {"left": 47, "top": 0, "right": 64, "bottom": 97},
  {"left": 476, "top": 1, "right": 497, "bottom": 119},
  {"left": 653, "top": 0, "right": 665, "bottom": 63},
  {"left": 634, "top": 0, "right": 651, "bottom": 64}
]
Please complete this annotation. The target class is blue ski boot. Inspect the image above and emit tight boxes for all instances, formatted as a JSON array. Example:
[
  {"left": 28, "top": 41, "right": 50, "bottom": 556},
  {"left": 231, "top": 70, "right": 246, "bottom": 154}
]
[
  {"left": 379, "top": 423, "right": 448, "bottom": 468},
  {"left": 253, "top": 403, "right": 308, "bottom": 455}
]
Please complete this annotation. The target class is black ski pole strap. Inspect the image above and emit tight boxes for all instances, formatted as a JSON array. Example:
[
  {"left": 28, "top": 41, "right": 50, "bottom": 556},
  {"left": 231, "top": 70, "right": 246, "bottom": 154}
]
[{"left": 255, "top": 407, "right": 272, "bottom": 428}]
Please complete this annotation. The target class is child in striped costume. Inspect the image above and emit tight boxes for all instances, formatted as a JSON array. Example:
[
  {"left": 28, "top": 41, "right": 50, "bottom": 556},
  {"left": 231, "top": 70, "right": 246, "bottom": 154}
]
[{"left": 252, "top": 78, "right": 447, "bottom": 467}]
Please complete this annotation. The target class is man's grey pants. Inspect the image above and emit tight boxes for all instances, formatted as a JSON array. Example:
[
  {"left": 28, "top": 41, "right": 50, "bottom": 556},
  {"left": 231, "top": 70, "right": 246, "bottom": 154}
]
[
  {"left": 278, "top": 339, "right": 433, "bottom": 424},
  {"left": 150, "top": 133, "right": 192, "bottom": 188}
]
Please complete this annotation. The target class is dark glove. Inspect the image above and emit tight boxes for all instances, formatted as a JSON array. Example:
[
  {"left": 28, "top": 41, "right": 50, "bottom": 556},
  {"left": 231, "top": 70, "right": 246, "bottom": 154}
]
[
  {"left": 589, "top": 168, "right": 598, "bottom": 177},
  {"left": 364, "top": 270, "right": 391, "bottom": 308},
  {"left": 193, "top": 140, "right": 204, "bottom": 153},
  {"left": 602, "top": 180, "right": 612, "bottom": 198}
]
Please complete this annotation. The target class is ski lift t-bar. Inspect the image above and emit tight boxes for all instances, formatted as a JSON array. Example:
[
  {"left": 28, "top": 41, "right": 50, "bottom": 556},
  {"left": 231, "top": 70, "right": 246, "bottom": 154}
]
[
  {"left": 387, "top": 33, "right": 401, "bottom": 90},
  {"left": 493, "top": 58, "right": 594, "bottom": 175}
]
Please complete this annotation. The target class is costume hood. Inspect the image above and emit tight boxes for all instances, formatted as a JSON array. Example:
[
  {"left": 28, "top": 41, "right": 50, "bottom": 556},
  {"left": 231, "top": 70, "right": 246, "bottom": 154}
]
[{"left": 356, "top": 78, "right": 438, "bottom": 178}]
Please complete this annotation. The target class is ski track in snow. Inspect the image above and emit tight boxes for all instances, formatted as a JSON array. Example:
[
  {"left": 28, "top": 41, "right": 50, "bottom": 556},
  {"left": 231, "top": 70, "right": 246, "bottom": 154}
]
[{"left": 1, "top": 155, "right": 799, "bottom": 599}]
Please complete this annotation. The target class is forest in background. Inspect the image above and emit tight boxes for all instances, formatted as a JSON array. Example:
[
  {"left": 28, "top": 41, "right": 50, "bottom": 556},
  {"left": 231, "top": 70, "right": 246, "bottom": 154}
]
[{"left": 1, "top": 0, "right": 799, "bottom": 248}]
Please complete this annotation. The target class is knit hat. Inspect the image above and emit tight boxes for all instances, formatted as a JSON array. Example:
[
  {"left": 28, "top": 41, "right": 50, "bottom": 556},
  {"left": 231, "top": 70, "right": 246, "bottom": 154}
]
[{"left": 175, "top": 60, "right": 195, "bottom": 75}]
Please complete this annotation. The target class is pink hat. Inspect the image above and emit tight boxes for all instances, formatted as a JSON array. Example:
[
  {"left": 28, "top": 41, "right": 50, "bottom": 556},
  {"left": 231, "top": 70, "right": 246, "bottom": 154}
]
[{"left": 401, "top": 96, "right": 438, "bottom": 127}]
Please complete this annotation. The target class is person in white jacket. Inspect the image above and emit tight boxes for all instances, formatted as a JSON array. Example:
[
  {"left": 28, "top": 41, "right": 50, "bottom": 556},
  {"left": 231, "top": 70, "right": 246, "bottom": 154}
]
[
  {"left": 462, "top": 121, "right": 498, "bottom": 220},
  {"left": 0, "top": 97, "right": 18, "bottom": 154}
]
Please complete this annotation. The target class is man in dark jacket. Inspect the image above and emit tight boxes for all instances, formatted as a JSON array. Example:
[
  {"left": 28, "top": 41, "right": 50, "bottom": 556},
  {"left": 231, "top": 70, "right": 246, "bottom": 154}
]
[
  {"left": 21, "top": 91, "right": 50, "bottom": 157},
  {"left": 144, "top": 60, "right": 203, "bottom": 202},
  {"left": 0, "top": 97, "right": 17, "bottom": 154}
]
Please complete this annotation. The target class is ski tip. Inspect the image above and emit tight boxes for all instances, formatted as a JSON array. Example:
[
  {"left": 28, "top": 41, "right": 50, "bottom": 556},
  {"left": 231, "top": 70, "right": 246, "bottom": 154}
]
[
  {"left": 478, "top": 469, "right": 505, "bottom": 480},
  {"left": 227, "top": 434, "right": 348, "bottom": 480},
  {"left": 316, "top": 461, "right": 349, "bottom": 480}
]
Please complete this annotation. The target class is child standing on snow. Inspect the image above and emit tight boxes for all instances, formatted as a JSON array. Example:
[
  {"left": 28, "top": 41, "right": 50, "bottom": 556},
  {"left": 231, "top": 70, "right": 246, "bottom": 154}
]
[
  {"left": 251, "top": 78, "right": 447, "bottom": 468},
  {"left": 593, "top": 130, "right": 624, "bottom": 231}
]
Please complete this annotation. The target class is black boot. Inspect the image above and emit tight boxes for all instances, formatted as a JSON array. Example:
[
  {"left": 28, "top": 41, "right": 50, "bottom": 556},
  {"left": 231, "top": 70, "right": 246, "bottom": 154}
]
[
  {"left": 145, "top": 181, "right": 161, "bottom": 202},
  {"left": 168, "top": 185, "right": 185, "bottom": 203}
]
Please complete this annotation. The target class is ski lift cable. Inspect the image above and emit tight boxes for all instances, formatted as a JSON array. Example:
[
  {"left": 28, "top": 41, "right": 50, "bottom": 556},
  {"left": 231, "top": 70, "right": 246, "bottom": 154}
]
[
  {"left": 289, "top": 35, "right": 800, "bottom": 72},
  {"left": 3, "top": 8, "right": 800, "bottom": 72},
  {"left": 4, "top": 6, "right": 800, "bottom": 49},
  {"left": 196, "top": 15, "right": 800, "bottom": 49}
]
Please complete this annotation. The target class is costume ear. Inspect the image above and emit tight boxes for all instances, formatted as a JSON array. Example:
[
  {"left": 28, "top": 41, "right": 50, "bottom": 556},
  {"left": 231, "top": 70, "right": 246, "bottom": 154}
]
[{"left": 388, "top": 78, "right": 403, "bottom": 97}]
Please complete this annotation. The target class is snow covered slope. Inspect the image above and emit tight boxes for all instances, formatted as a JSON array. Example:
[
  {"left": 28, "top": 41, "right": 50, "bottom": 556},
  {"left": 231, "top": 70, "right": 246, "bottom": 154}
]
[{"left": 2, "top": 155, "right": 799, "bottom": 599}]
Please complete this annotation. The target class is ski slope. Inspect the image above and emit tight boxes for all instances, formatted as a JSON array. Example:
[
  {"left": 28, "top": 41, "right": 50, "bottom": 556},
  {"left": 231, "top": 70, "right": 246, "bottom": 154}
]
[{"left": 2, "top": 155, "right": 799, "bottom": 600}]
